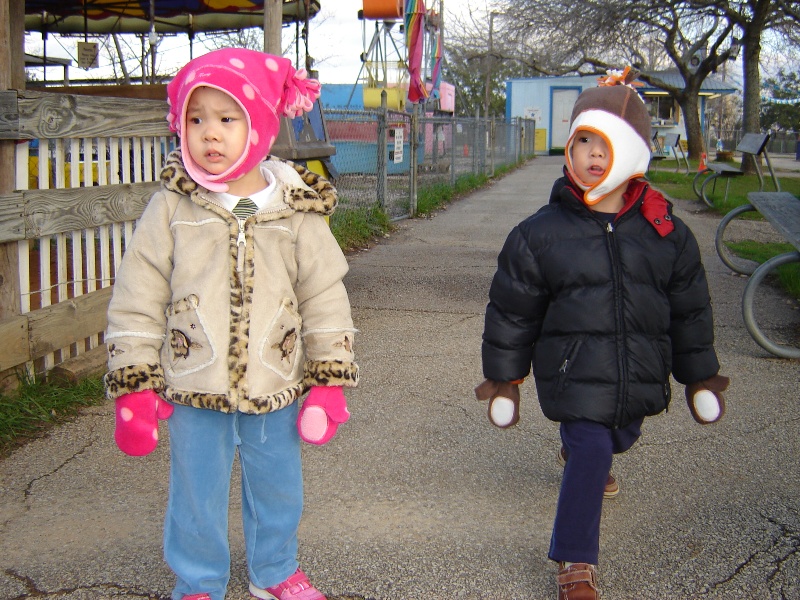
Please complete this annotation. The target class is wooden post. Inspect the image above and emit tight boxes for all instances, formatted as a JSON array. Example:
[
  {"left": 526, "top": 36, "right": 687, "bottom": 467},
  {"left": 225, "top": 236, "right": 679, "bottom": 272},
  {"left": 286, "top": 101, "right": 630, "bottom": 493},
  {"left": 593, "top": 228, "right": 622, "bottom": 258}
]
[
  {"left": 0, "top": 0, "right": 25, "bottom": 388},
  {"left": 263, "top": 0, "right": 283, "bottom": 55}
]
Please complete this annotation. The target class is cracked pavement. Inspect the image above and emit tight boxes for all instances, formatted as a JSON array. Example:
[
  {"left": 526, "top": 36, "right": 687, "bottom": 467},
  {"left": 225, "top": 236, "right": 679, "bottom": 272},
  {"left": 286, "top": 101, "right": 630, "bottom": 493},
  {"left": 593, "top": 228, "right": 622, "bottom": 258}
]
[{"left": 1, "top": 156, "right": 799, "bottom": 599}]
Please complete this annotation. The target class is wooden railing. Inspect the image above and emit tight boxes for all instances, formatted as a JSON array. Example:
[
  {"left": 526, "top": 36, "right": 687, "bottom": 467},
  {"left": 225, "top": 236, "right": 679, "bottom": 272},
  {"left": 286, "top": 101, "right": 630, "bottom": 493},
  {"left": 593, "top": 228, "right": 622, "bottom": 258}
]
[{"left": 0, "top": 89, "right": 174, "bottom": 382}]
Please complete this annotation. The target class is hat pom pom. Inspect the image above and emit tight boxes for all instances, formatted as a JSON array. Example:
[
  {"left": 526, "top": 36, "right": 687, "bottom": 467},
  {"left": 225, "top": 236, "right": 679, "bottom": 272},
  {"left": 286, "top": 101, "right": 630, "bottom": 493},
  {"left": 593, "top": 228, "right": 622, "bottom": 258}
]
[
  {"left": 597, "top": 66, "right": 643, "bottom": 89},
  {"left": 166, "top": 110, "right": 180, "bottom": 134},
  {"left": 282, "top": 68, "right": 322, "bottom": 118}
]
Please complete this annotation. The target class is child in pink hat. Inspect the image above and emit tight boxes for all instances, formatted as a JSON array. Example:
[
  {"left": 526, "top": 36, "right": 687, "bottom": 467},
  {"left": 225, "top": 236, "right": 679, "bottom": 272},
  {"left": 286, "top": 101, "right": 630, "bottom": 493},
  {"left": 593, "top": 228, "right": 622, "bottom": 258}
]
[{"left": 104, "top": 48, "right": 358, "bottom": 600}]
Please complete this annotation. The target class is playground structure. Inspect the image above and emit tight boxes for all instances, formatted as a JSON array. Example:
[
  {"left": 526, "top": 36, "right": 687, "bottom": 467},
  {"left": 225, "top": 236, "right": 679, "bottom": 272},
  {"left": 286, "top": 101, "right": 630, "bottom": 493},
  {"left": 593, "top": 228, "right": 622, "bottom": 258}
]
[{"left": 25, "top": 1, "right": 320, "bottom": 35}]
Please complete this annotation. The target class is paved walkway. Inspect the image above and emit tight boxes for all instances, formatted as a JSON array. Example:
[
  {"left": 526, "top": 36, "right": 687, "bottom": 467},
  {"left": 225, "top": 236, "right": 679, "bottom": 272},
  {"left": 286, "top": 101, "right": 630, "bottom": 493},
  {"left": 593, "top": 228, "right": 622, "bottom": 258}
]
[{"left": 1, "top": 157, "right": 799, "bottom": 600}]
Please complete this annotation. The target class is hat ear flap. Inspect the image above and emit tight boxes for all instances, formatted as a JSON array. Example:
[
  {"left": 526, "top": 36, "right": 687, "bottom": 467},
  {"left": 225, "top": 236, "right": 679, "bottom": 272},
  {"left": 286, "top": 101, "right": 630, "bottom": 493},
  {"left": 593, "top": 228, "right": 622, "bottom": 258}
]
[{"left": 282, "top": 68, "right": 322, "bottom": 118}]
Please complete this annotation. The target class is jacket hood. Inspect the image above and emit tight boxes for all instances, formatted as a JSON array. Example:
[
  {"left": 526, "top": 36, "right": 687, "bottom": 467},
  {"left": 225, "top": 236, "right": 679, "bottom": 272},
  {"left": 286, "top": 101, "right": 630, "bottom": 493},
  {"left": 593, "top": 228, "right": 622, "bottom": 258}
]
[{"left": 159, "top": 149, "right": 338, "bottom": 217}]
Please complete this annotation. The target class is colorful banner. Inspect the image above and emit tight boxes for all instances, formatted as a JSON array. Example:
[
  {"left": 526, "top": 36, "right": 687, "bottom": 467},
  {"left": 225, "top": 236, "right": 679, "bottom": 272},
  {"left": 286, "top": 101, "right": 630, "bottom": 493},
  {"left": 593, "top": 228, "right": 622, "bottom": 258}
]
[
  {"left": 405, "top": 0, "right": 428, "bottom": 104},
  {"left": 428, "top": 22, "right": 442, "bottom": 99}
]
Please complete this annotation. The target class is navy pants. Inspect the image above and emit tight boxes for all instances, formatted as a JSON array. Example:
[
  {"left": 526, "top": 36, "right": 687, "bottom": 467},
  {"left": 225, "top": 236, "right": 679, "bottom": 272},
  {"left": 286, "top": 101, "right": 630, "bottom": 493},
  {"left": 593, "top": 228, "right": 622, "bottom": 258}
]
[{"left": 548, "top": 418, "right": 643, "bottom": 565}]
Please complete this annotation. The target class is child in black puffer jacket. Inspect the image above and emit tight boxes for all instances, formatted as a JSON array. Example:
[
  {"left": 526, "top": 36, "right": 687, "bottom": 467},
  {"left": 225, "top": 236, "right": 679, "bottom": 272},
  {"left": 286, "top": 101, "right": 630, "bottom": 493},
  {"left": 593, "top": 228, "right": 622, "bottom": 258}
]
[{"left": 475, "top": 68, "right": 729, "bottom": 600}]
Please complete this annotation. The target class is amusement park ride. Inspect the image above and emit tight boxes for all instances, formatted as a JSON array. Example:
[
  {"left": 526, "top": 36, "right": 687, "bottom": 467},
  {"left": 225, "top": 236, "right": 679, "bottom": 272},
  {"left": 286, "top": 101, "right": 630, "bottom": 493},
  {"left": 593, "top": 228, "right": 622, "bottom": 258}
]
[{"left": 350, "top": 0, "right": 453, "bottom": 113}]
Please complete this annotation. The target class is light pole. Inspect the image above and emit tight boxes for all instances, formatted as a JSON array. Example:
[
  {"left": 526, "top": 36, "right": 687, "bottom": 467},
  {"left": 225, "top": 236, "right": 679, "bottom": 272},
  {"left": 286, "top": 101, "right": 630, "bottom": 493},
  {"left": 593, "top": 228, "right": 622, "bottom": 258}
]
[{"left": 483, "top": 11, "right": 500, "bottom": 119}]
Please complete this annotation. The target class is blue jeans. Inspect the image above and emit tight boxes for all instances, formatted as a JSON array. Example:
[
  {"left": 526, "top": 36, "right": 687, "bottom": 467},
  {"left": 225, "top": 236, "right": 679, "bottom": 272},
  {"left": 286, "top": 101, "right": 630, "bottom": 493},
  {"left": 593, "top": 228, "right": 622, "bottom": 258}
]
[
  {"left": 165, "top": 402, "right": 303, "bottom": 600},
  {"left": 548, "top": 418, "right": 643, "bottom": 565}
]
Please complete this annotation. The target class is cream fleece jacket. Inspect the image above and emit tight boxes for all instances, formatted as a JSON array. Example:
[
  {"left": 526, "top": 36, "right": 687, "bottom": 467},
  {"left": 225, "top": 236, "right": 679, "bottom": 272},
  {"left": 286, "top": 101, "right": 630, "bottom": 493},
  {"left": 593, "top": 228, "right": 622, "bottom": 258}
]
[{"left": 104, "top": 151, "right": 358, "bottom": 414}]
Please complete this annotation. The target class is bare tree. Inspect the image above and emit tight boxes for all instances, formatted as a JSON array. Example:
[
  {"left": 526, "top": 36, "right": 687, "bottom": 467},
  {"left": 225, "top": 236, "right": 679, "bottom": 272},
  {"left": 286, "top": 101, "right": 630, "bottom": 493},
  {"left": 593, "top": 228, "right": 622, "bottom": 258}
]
[
  {"left": 451, "top": 0, "right": 799, "bottom": 161},
  {"left": 717, "top": 0, "right": 799, "bottom": 170}
]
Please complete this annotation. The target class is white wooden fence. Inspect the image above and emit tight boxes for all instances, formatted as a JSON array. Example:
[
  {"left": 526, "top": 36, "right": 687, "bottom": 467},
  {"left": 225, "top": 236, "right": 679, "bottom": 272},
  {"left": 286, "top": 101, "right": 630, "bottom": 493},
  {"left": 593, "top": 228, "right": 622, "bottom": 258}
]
[{"left": 0, "top": 89, "right": 171, "bottom": 380}]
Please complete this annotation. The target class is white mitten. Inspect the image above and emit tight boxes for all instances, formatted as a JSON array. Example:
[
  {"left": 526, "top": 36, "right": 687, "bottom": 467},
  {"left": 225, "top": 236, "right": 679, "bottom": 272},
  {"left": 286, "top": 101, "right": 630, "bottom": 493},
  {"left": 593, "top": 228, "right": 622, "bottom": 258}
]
[
  {"left": 685, "top": 374, "right": 729, "bottom": 424},
  {"left": 475, "top": 379, "right": 522, "bottom": 428}
]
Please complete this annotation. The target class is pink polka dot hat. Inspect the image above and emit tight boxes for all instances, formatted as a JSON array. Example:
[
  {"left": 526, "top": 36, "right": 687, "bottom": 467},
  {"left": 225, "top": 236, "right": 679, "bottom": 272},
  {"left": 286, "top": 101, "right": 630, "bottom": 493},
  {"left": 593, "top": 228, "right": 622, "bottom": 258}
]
[{"left": 166, "top": 48, "right": 321, "bottom": 192}]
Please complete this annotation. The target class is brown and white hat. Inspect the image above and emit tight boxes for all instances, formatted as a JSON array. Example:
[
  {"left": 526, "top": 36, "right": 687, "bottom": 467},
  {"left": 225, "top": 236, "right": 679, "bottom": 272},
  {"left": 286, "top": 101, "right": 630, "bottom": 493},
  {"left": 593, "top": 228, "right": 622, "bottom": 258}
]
[{"left": 565, "top": 68, "right": 652, "bottom": 205}]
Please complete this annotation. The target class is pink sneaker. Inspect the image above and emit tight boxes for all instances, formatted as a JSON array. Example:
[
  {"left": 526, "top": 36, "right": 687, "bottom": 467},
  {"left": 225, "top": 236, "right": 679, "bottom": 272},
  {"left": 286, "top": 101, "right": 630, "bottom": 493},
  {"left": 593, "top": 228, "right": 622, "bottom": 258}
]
[{"left": 249, "top": 568, "right": 326, "bottom": 600}]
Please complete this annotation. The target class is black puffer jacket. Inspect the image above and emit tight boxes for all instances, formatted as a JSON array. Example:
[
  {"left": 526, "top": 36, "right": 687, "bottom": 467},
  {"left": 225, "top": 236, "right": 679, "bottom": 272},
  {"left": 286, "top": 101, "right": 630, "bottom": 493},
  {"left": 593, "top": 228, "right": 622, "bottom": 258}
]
[{"left": 481, "top": 174, "right": 720, "bottom": 429}]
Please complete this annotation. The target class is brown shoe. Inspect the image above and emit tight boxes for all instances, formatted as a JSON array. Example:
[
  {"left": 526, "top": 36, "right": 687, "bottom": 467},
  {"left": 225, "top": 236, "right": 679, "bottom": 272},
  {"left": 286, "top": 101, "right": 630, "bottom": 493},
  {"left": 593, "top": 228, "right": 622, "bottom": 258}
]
[
  {"left": 558, "top": 447, "right": 619, "bottom": 499},
  {"left": 557, "top": 562, "right": 598, "bottom": 600}
]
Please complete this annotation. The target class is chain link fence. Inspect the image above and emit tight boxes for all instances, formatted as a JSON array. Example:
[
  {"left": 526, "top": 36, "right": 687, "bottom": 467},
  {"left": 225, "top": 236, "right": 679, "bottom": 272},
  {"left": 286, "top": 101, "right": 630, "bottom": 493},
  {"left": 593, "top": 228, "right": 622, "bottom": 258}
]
[
  {"left": 325, "top": 107, "right": 537, "bottom": 220},
  {"left": 708, "top": 128, "right": 799, "bottom": 155}
]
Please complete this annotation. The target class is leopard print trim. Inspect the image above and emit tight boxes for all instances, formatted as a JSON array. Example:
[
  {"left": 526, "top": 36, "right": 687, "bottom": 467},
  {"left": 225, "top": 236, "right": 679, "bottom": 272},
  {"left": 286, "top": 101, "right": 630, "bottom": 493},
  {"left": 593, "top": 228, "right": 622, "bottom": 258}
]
[
  {"left": 303, "top": 359, "right": 360, "bottom": 388},
  {"left": 163, "top": 388, "right": 237, "bottom": 413},
  {"left": 274, "top": 156, "right": 338, "bottom": 215},
  {"left": 161, "top": 151, "right": 197, "bottom": 195},
  {"left": 240, "top": 381, "right": 306, "bottom": 414},
  {"left": 104, "top": 363, "right": 165, "bottom": 400},
  {"left": 163, "top": 384, "right": 304, "bottom": 415},
  {"left": 161, "top": 150, "right": 336, "bottom": 216}
]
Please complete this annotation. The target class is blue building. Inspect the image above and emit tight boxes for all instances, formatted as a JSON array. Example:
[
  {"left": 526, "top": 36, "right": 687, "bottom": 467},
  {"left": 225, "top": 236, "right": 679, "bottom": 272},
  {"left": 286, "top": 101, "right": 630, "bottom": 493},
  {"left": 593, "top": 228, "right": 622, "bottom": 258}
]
[{"left": 505, "top": 71, "right": 737, "bottom": 154}]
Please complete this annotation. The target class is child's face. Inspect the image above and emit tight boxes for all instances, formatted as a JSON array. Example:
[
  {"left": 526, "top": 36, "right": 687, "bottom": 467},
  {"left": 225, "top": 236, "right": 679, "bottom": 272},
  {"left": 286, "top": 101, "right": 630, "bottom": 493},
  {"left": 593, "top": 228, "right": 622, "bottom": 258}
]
[
  {"left": 185, "top": 86, "right": 249, "bottom": 177},
  {"left": 570, "top": 129, "right": 611, "bottom": 186}
]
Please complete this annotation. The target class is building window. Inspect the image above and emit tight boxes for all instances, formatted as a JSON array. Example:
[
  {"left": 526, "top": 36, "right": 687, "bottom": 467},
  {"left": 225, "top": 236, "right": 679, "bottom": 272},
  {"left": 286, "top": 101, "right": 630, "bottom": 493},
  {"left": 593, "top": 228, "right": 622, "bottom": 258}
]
[{"left": 646, "top": 96, "right": 678, "bottom": 124}]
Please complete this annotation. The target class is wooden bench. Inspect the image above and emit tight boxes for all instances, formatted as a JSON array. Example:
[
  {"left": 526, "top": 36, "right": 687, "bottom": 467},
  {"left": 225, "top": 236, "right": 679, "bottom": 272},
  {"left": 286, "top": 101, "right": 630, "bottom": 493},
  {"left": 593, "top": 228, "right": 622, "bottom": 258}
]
[
  {"left": 649, "top": 132, "right": 690, "bottom": 174},
  {"left": 715, "top": 191, "right": 800, "bottom": 358},
  {"left": 693, "top": 132, "right": 781, "bottom": 207}
]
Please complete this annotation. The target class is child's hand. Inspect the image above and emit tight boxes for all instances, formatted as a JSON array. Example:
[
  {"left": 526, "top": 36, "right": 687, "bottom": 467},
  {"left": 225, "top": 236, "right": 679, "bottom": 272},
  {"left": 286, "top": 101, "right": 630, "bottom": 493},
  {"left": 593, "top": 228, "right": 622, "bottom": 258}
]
[
  {"left": 475, "top": 379, "right": 521, "bottom": 428},
  {"left": 685, "top": 374, "right": 729, "bottom": 424},
  {"left": 297, "top": 386, "right": 350, "bottom": 445},
  {"left": 114, "top": 389, "right": 173, "bottom": 456}
]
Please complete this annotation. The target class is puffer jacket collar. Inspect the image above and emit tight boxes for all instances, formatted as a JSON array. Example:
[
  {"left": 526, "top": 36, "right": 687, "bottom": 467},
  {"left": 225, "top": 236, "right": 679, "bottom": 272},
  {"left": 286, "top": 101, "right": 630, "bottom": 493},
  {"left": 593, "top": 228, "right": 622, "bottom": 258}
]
[
  {"left": 159, "top": 149, "right": 338, "bottom": 218},
  {"left": 551, "top": 167, "right": 675, "bottom": 237}
]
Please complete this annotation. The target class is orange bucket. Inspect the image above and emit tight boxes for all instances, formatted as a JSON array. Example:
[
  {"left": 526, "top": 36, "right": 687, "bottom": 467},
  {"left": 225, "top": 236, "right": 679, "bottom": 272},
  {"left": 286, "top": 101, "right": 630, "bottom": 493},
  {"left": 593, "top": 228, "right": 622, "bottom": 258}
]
[{"left": 362, "top": 0, "right": 403, "bottom": 19}]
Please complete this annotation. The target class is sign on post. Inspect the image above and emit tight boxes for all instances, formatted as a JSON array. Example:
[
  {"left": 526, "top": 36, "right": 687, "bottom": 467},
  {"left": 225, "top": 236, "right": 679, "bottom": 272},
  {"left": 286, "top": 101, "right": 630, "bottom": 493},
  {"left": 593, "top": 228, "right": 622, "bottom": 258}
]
[
  {"left": 77, "top": 42, "right": 100, "bottom": 69},
  {"left": 393, "top": 128, "right": 404, "bottom": 164}
]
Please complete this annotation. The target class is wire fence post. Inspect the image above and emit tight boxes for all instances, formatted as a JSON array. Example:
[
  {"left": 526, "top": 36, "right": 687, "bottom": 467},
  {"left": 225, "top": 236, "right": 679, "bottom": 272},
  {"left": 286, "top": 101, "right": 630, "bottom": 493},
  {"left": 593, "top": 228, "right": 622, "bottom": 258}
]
[
  {"left": 472, "top": 108, "right": 479, "bottom": 174},
  {"left": 376, "top": 90, "right": 388, "bottom": 210},
  {"left": 450, "top": 112, "right": 456, "bottom": 187},
  {"left": 409, "top": 102, "right": 419, "bottom": 218},
  {"left": 489, "top": 118, "right": 496, "bottom": 177}
]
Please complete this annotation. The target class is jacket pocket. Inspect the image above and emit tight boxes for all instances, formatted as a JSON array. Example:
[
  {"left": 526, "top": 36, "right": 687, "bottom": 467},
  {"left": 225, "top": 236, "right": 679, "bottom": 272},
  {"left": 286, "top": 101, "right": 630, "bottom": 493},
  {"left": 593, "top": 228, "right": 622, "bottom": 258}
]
[
  {"left": 556, "top": 335, "right": 587, "bottom": 392},
  {"left": 259, "top": 298, "right": 303, "bottom": 381},
  {"left": 165, "top": 294, "right": 216, "bottom": 377}
]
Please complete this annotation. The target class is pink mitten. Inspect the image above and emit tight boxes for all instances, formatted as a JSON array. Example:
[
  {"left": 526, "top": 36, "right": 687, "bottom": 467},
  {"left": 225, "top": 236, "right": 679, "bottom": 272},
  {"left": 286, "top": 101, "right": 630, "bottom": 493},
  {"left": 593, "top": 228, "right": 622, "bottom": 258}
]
[
  {"left": 475, "top": 379, "right": 522, "bottom": 428},
  {"left": 685, "top": 374, "right": 730, "bottom": 425},
  {"left": 114, "top": 389, "right": 174, "bottom": 456},
  {"left": 297, "top": 386, "right": 350, "bottom": 445}
]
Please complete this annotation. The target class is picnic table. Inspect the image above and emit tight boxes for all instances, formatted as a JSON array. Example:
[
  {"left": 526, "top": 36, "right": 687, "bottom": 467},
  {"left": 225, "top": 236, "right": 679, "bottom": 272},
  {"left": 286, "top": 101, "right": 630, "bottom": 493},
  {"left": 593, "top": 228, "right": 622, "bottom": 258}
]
[
  {"left": 715, "top": 191, "right": 800, "bottom": 358},
  {"left": 693, "top": 133, "right": 781, "bottom": 207},
  {"left": 649, "top": 132, "right": 690, "bottom": 174}
]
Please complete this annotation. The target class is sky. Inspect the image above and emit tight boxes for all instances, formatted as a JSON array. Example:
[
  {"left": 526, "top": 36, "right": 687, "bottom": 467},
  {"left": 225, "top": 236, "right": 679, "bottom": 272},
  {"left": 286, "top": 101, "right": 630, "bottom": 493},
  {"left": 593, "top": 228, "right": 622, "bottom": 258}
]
[{"left": 24, "top": 0, "right": 486, "bottom": 86}]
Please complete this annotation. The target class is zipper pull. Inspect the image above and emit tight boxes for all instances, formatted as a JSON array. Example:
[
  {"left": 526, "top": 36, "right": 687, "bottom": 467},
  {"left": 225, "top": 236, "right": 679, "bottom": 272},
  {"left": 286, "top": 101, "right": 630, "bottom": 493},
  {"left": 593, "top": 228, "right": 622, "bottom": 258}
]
[
  {"left": 559, "top": 359, "right": 569, "bottom": 373},
  {"left": 236, "top": 221, "right": 246, "bottom": 273},
  {"left": 606, "top": 222, "right": 614, "bottom": 233}
]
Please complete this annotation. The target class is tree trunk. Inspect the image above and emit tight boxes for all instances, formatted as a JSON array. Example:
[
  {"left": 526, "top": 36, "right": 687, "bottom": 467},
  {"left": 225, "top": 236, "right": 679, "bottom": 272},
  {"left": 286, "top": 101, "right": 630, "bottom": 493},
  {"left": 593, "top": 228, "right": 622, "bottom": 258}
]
[
  {"left": 740, "top": 27, "right": 763, "bottom": 174},
  {"left": 678, "top": 89, "right": 705, "bottom": 160}
]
